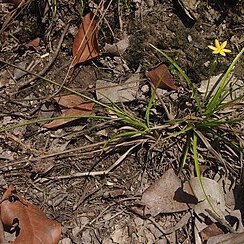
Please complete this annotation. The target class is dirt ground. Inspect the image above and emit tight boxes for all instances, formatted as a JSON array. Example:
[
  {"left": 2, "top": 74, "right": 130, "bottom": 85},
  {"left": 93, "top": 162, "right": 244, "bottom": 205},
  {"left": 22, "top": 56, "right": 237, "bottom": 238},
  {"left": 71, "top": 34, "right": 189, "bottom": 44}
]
[{"left": 0, "top": 0, "right": 244, "bottom": 243}]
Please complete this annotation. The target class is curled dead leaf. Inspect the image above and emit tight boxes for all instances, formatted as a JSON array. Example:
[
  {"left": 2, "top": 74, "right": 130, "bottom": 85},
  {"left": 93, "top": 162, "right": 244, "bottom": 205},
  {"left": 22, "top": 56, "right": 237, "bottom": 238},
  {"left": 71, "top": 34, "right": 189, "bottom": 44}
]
[
  {"left": 72, "top": 12, "right": 99, "bottom": 66},
  {"left": 0, "top": 184, "right": 61, "bottom": 244},
  {"left": 43, "top": 94, "right": 94, "bottom": 129},
  {"left": 54, "top": 94, "right": 85, "bottom": 108},
  {"left": 200, "top": 223, "right": 224, "bottom": 242},
  {"left": 104, "top": 34, "right": 129, "bottom": 55},
  {"left": 146, "top": 63, "right": 177, "bottom": 90}
]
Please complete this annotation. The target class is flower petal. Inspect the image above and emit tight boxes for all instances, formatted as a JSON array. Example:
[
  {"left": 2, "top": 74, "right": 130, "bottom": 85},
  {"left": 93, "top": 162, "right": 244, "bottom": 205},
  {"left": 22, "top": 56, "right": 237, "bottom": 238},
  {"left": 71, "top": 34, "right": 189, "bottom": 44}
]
[
  {"left": 219, "top": 50, "right": 226, "bottom": 56},
  {"left": 221, "top": 41, "right": 227, "bottom": 49},
  {"left": 215, "top": 39, "right": 220, "bottom": 48},
  {"left": 223, "top": 48, "right": 231, "bottom": 53},
  {"left": 208, "top": 45, "right": 217, "bottom": 51},
  {"left": 208, "top": 39, "right": 231, "bottom": 56}
]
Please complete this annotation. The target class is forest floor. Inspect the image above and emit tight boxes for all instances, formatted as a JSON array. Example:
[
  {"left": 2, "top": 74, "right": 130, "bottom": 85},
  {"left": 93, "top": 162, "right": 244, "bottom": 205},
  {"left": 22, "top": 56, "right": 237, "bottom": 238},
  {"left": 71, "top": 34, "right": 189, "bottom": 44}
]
[{"left": 0, "top": 0, "right": 244, "bottom": 243}]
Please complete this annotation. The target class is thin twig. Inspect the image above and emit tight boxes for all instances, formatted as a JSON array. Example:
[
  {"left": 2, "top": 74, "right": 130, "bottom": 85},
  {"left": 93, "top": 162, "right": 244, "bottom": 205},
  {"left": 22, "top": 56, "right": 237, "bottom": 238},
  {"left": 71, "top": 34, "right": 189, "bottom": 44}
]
[
  {"left": 149, "top": 81, "right": 174, "bottom": 120},
  {"left": 149, "top": 212, "right": 191, "bottom": 235},
  {"left": 0, "top": 0, "right": 28, "bottom": 34},
  {"left": 16, "top": 23, "right": 70, "bottom": 91},
  {"left": 54, "top": 0, "right": 113, "bottom": 96},
  {"left": 194, "top": 129, "right": 228, "bottom": 171},
  {"left": 0, "top": 139, "right": 150, "bottom": 171},
  {"left": 48, "top": 141, "right": 142, "bottom": 180}
]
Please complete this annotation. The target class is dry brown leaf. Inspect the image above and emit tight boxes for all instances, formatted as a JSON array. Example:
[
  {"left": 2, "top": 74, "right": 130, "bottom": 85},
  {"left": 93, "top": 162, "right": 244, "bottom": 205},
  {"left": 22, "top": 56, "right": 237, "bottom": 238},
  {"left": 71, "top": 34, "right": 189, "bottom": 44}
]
[
  {"left": 43, "top": 95, "right": 94, "bottom": 129},
  {"left": 43, "top": 105, "right": 93, "bottom": 129},
  {"left": 146, "top": 63, "right": 177, "bottom": 90},
  {"left": 207, "top": 232, "right": 244, "bottom": 244},
  {"left": 0, "top": 184, "right": 61, "bottom": 244},
  {"left": 189, "top": 177, "right": 226, "bottom": 218},
  {"left": 104, "top": 34, "right": 129, "bottom": 55},
  {"left": 200, "top": 223, "right": 224, "bottom": 242},
  {"left": 0, "top": 220, "right": 4, "bottom": 244},
  {"left": 138, "top": 168, "right": 194, "bottom": 217},
  {"left": 54, "top": 94, "right": 85, "bottom": 108},
  {"left": 29, "top": 37, "right": 40, "bottom": 48},
  {"left": 96, "top": 73, "right": 140, "bottom": 103},
  {"left": 72, "top": 12, "right": 99, "bottom": 65}
]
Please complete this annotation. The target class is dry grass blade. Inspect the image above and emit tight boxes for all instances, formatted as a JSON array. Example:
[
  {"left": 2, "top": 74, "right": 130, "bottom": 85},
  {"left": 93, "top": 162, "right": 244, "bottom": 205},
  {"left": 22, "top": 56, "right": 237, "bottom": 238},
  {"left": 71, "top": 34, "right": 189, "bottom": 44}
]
[
  {"left": 0, "top": 0, "right": 28, "bottom": 34},
  {"left": 195, "top": 130, "right": 228, "bottom": 170},
  {"left": 49, "top": 141, "right": 143, "bottom": 179}
]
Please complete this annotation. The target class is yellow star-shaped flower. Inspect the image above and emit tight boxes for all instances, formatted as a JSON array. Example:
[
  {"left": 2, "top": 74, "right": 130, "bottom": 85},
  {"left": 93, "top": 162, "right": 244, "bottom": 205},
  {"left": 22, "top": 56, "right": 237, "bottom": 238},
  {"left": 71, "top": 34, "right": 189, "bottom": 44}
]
[{"left": 208, "top": 39, "right": 231, "bottom": 56}]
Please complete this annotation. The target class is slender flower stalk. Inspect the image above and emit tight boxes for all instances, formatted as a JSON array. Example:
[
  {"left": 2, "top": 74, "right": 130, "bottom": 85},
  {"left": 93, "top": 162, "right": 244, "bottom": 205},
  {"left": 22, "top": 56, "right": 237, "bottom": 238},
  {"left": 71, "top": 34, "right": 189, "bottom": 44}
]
[{"left": 204, "top": 40, "right": 232, "bottom": 103}]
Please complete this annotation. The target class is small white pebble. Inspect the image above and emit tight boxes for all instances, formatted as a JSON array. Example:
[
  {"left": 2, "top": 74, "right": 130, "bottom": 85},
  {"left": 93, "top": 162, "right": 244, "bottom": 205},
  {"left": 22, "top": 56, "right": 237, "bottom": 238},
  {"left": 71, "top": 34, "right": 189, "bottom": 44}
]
[
  {"left": 204, "top": 61, "right": 210, "bottom": 67},
  {"left": 47, "top": 200, "right": 52, "bottom": 206},
  {"left": 187, "top": 35, "right": 192, "bottom": 43},
  {"left": 170, "top": 93, "right": 178, "bottom": 100},
  {"left": 150, "top": 108, "right": 157, "bottom": 115},
  {"left": 141, "top": 84, "right": 149, "bottom": 93}
]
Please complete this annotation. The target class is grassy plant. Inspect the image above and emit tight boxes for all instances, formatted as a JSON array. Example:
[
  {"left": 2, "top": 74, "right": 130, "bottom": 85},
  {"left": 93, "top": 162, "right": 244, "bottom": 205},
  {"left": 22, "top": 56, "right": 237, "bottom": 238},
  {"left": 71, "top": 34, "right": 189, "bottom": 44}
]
[
  {"left": 150, "top": 43, "right": 244, "bottom": 213},
  {"left": 1, "top": 39, "right": 243, "bottom": 178},
  {"left": 78, "top": 0, "right": 86, "bottom": 17},
  {"left": 205, "top": 48, "right": 244, "bottom": 115},
  {"left": 122, "top": 0, "right": 130, "bottom": 9},
  {"left": 1, "top": 43, "right": 243, "bottom": 219},
  {"left": 150, "top": 43, "right": 243, "bottom": 152},
  {"left": 2, "top": 44, "right": 243, "bottom": 148}
]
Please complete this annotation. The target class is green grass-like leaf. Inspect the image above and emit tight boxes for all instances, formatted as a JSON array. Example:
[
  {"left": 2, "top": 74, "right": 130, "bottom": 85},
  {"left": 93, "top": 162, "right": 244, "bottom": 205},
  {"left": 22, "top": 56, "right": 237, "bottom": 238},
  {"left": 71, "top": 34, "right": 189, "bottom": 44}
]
[
  {"left": 205, "top": 47, "right": 244, "bottom": 115},
  {"left": 149, "top": 44, "right": 203, "bottom": 113},
  {"left": 0, "top": 115, "right": 110, "bottom": 133},
  {"left": 192, "top": 131, "right": 219, "bottom": 215}
]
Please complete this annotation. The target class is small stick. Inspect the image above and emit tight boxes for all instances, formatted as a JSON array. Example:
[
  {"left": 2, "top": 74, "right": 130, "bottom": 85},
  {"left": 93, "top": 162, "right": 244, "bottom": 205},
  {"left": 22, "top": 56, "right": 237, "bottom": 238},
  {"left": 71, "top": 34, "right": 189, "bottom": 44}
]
[
  {"left": 149, "top": 81, "right": 174, "bottom": 121},
  {"left": 16, "top": 23, "right": 70, "bottom": 91},
  {"left": 48, "top": 142, "right": 142, "bottom": 180},
  {"left": 149, "top": 212, "right": 191, "bottom": 235}
]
